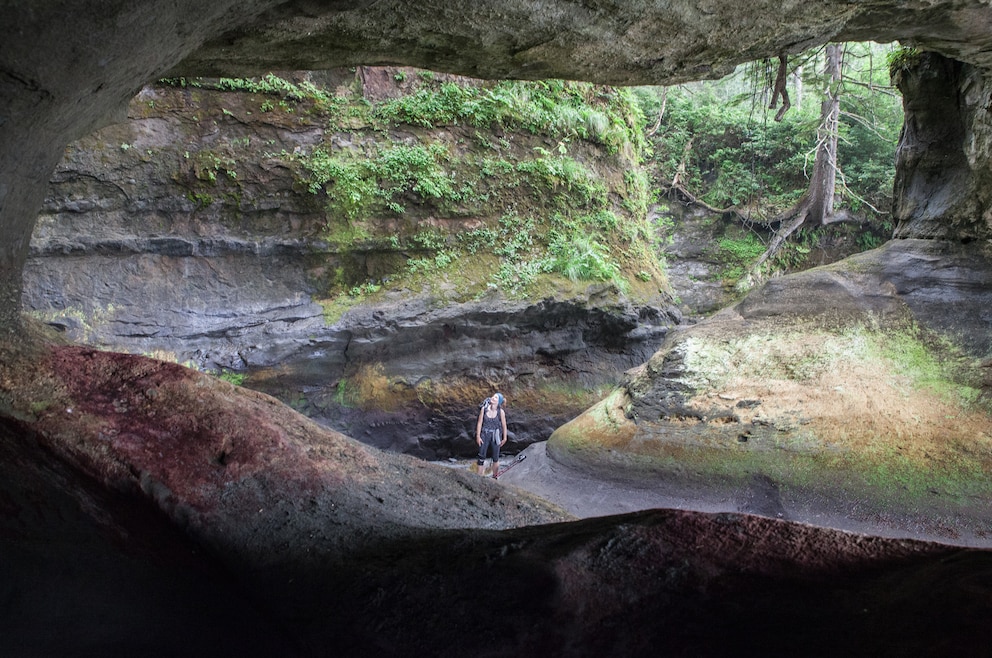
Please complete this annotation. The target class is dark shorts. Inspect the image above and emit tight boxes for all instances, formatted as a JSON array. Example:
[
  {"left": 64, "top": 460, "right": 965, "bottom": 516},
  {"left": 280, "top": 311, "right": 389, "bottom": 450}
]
[{"left": 477, "top": 429, "right": 501, "bottom": 464}]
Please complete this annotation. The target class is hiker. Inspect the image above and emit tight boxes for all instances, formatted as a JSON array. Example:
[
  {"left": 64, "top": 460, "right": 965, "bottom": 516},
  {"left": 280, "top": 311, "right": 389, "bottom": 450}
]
[{"left": 475, "top": 392, "right": 507, "bottom": 478}]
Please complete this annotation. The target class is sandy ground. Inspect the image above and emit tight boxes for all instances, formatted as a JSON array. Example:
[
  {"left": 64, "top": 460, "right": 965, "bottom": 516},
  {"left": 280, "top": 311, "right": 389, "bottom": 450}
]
[
  {"left": 451, "top": 442, "right": 992, "bottom": 548},
  {"left": 493, "top": 442, "right": 732, "bottom": 518}
]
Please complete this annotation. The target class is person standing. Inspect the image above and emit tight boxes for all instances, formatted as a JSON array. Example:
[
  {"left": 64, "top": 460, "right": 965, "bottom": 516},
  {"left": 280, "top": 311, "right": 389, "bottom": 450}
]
[{"left": 475, "top": 393, "right": 507, "bottom": 478}]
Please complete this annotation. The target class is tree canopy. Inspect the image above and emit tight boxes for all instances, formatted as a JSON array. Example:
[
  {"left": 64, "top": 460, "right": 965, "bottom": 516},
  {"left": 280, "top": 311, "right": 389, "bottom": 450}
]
[{"left": 634, "top": 41, "right": 904, "bottom": 285}]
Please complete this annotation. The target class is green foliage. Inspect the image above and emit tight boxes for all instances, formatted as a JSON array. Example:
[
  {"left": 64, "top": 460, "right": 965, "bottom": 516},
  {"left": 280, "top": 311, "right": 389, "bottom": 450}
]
[
  {"left": 858, "top": 231, "right": 885, "bottom": 251},
  {"left": 887, "top": 47, "right": 922, "bottom": 75},
  {"left": 349, "top": 282, "right": 382, "bottom": 297},
  {"left": 189, "top": 150, "right": 238, "bottom": 184},
  {"left": 635, "top": 42, "right": 902, "bottom": 226},
  {"left": 548, "top": 233, "right": 626, "bottom": 290},
  {"left": 373, "top": 82, "right": 494, "bottom": 128},
  {"left": 299, "top": 150, "right": 378, "bottom": 220},
  {"left": 186, "top": 191, "right": 214, "bottom": 208},
  {"left": 172, "top": 67, "right": 665, "bottom": 300},
  {"left": 717, "top": 234, "right": 765, "bottom": 262},
  {"left": 455, "top": 208, "right": 630, "bottom": 294},
  {"left": 372, "top": 78, "right": 642, "bottom": 153},
  {"left": 715, "top": 233, "right": 766, "bottom": 280},
  {"left": 333, "top": 379, "right": 355, "bottom": 407},
  {"left": 377, "top": 143, "right": 455, "bottom": 202},
  {"left": 407, "top": 230, "right": 457, "bottom": 275},
  {"left": 161, "top": 73, "right": 347, "bottom": 119},
  {"left": 458, "top": 226, "right": 500, "bottom": 255},
  {"left": 157, "top": 77, "right": 202, "bottom": 88},
  {"left": 217, "top": 371, "right": 246, "bottom": 386},
  {"left": 621, "top": 168, "right": 652, "bottom": 217},
  {"left": 515, "top": 152, "right": 607, "bottom": 209},
  {"left": 493, "top": 211, "right": 538, "bottom": 261},
  {"left": 214, "top": 74, "right": 335, "bottom": 106},
  {"left": 300, "top": 142, "right": 457, "bottom": 220}
]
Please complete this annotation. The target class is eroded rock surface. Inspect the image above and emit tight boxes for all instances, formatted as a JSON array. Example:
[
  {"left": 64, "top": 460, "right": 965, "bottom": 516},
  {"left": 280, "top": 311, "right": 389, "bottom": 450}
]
[
  {"left": 24, "top": 75, "right": 678, "bottom": 456},
  {"left": 546, "top": 53, "right": 992, "bottom": 537},
  {"left": 3, "top": 324, "right": 991, "bottom": 656},
  {"left": 548, "top": 239, "right": 992, "bottom": 545},
  {"left": 5, "top": 3, "right": 992, "bottom": 655},
  {"left": 892, "top": 52, "right": 992, "bottom": 242}
]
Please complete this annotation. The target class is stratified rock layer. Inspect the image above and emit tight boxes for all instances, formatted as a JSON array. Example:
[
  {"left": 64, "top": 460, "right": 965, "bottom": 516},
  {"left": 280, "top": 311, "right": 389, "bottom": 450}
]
[
  {"left": 5, "top": 4, "right": 992, "bottom": 656},
  {"left": 24, "top": 76, "right": 678, "bottom": 456}
]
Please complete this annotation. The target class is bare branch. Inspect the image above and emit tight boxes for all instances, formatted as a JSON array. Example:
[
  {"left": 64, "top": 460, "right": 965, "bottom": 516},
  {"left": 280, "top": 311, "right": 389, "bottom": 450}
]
[
  {"left": 838, "top": 110, "right": 895, "bottom": 142},
  {"left": 645, "top": 87, "right": 668, "bottom": 137},
  {"left": 838, "top": 77, "right": 899, "bottom": 96}
]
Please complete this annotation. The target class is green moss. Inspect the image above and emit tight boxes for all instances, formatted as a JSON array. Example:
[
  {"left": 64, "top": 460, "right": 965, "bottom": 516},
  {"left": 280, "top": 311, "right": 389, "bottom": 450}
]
[
  {"left": 186, "top": 191, "right": 214, "bottom": 208},
  {"left": 714, "top": 233, "right": 766, "bottom": 282},
  {"left": 188, "top": 150, "right": 238, "bottom": 184},
  {"left": 552, "top": 318, "right": 992, "bottom": 513},
  {"left": 553, "top": 419, "right": 992, "bottom": 515},
  {"left": 178, "top": 68, "right": 672, "bottom": 307},
  {"left": 887, "top": 46, "right": 922, "bottom": 76},
  {"left": 871, "top": 328, "right": 982, "bottom": 407},
  {"left": 215, "top": 371, "right": 246, "bottom": 386}
]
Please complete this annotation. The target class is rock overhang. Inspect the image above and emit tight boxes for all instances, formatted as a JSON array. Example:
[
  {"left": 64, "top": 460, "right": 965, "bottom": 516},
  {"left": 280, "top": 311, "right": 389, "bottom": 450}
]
[
  {"left": 3, "top": 1, "right": 992, "bottom": 151},
  {"left": 2, "top": 1, "right": 992, "bottom": 325},
  {"left": 172, "top": 1, "right": 992, "bottom": 83}
]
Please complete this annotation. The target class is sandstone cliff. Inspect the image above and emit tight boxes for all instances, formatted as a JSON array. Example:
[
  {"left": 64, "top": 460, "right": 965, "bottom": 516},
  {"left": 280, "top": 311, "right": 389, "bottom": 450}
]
[{"left": 24, "top": 69, "right": 677, "bottom": 457}]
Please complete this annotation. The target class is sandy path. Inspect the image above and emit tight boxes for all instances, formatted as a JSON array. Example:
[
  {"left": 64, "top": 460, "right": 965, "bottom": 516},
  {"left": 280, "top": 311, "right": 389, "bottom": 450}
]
[
  {"left": 495, "top": 442, "right": 734, "bottom": 518},
  {"left": 487, "top": 442, "right": 992, "bottom": 548}
]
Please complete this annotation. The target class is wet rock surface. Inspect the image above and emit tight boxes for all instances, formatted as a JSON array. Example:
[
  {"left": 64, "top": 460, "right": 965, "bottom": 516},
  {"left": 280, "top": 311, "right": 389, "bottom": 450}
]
[
  {"left": 6, "top": 4, "right": 992, "bottom": 656},
  {"left": 23, "top": 79, "right": 679, "bottom": 457},
  {"left": 2, "top": 324, "right": 991, "bottom": 657},
  {"left": 892, "top": 52, "right": 991, "bottom": 242},
  {"left": 256, "top": 294, "right": 676, "bottom": 457}
]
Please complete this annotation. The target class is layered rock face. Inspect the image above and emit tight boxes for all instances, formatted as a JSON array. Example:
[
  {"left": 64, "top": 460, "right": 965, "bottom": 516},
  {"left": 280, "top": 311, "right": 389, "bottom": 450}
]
[
  {"left": 3, "top": 324, "right": 991, "bottom": 657},
  {"left": 24, "top": 74, "right": 677, "bottom": 457},
  {"left": 892, "top": 52, "right": 992, "bottom": 242},
  {"left": 5, "top": 0, "right": 992, "bottom": 331}
]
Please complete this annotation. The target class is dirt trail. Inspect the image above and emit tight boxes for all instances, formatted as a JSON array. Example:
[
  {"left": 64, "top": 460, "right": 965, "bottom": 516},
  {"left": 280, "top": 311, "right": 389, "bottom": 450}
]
[{"left": 492, "top": 442, "right": 992, "bottom": 548}]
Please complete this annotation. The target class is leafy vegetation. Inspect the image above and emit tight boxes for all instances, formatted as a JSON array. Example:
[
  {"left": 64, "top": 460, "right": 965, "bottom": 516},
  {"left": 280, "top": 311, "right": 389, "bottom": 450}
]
[
  {"left": 215, "top": 70, "right": 662, "bottom": 302},
  {"left": 371, "top": 79, "right": 643, "bottom": 153},
  {"left": 217, "top": 370, "right": 246, "bottom": 386},
  {"left": 633, "top": 42, "right": 902, "bottom": 282},
  {"left": 715, "top": 234, "right": 766, "bottom": 281},
  {"left": 300, "top": 142, "right": 456, "bottom": 219},
  {"left": 159, "top": 46, "right": 904, "bottom": 309},
  {"left": 636, "top": 43, "right": 901, "bottom": 216}
]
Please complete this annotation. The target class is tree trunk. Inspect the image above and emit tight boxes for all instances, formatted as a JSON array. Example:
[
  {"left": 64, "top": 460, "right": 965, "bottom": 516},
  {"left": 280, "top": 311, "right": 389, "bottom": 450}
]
[
  {"left": 793, "top": 65, "right": 803, "bottom": 112},
  {"left": 646, "top": 87, "right": 668, "bottom": 137},
  {"left": 809, "top": 44, "right": 843, "bottom": 225},
  {"left": 744, "top": 44, "right": 845, "bottom": 285}
]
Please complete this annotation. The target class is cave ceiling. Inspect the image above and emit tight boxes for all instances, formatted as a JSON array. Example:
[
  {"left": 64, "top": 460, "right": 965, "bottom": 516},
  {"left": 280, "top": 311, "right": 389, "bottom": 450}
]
[{"left": 176, "top": 1, "right": 992, "bottom": 83}]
